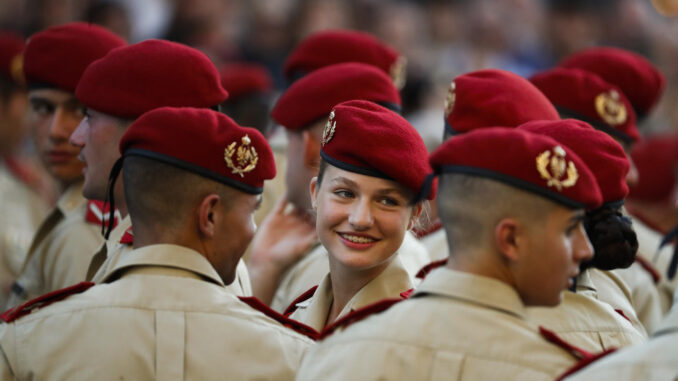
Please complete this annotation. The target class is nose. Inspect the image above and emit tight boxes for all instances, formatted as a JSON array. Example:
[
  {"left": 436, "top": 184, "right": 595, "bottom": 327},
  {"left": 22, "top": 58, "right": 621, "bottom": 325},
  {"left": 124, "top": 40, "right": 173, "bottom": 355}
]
[
  {"left": 70, "top": 118, "right": 88, "bottom": 148},
  {"left": 49, "top": 109, "right": 80, "bottom": 143},
  {"left": 573, "top": 225, "right": 594, "bottom": 264},
  {"left": 348, "top": 198, "right": 374, "bottom": 231}
]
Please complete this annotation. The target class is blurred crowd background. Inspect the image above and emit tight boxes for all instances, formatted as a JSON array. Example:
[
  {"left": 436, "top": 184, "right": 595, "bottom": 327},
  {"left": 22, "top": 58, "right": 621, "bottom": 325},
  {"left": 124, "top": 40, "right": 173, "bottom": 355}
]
[{"left": 2, "top": 0, "right": 678, "bottom": 138}]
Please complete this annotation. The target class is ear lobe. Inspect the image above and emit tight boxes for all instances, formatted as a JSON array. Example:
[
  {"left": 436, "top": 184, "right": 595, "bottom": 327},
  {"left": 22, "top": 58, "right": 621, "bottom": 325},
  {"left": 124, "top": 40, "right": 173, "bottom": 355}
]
[
  {"left": 495, "top": 218, "right": 521, "bottom": 262},
  {"left": 407, "top": 203, "right": 424, "bottom": 230},
  {"left": 198, "top": 194, "right": 221, "bottom": 238},
  {"left": 310, "top": 177, "right": 319, "bottom": 210},
  {"left": 302, "top": 130, "right": 321, "bottom": 170}
]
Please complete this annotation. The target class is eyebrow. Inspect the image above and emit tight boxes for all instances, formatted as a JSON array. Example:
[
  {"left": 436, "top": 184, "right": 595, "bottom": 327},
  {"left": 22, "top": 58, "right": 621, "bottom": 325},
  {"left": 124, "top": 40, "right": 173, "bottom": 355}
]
[
  {"left": 330, "top": 176, "right": 410, "bottom": 199},
  {"left": 330, "top": 176, "right": 359, "bottom": 188},
  {"left": 569, "top": 212, "right": 586, "bottom": 225}
]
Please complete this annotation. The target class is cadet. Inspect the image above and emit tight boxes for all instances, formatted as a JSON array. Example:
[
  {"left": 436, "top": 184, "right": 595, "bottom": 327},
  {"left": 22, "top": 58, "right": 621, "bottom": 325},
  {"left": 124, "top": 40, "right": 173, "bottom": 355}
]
[
  {"left": 519, "top": 119, "right": 647, "bottom": 351},
  {"left": 285, "top": 100, "right": 432, "bottom": 331},
  {"left": 0, "top": 107, "right": 312, "bottom": 380},
  {"left": 247, "top": 62, "right": 429, "bottom": 311},
  {"left": 296, "top": 127, "right": 602, "bottom": 380},
  {"left": 69, "top": 39, "right": 250, "bottom": 295},
  {"left": 531, "top": 67, "right": 659, "bottom": 333},
  {"left": 5, "top": 23, "right": 125, "bottom": 308}
]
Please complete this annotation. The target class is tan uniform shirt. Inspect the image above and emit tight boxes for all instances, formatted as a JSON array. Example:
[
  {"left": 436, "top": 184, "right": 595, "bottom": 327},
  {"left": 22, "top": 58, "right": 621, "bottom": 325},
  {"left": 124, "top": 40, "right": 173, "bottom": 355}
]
[
  {"left": 270, "top": 231, "right": 429, "bottom": 312},
  {"left": 5, "top": 183, "right": 103, "bottom": 309},
  {"left": 588, "top": 268, "right": 648, "bottom": 336},
  {"left": 289, "top": 257, "right": 412, "bottom": 331},
  {"left": 612, "top": 264, "right": 664, "bottom": 333},
  {"left": 565, "top": 291, "right": 678, "bottom": 380},
  {"left": 419, "top": 227, "right": 449, "bottom": 262},
  {"left": 0, "top": 244, "right": 312, "bottom": 380},
  {"left": 296, "top": 268, "right": 579, "bottom": 381},
  {"left": 88, "top": 216, "right": 252, "bottom": 296},
  {"left": 0, "top": 163, "right": 49, "bottom": 307},
  {"left": 528, "top": 270, "right": 647, "bottom": 353}
]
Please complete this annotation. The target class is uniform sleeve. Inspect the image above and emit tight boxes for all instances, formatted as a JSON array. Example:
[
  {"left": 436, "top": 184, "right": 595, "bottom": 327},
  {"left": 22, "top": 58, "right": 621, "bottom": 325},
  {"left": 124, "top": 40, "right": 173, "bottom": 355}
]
[
  {"left": 0, "top": 323, "right": 19, "bottom": 379},
  {"left": 43, "top": 222, "right": 103, "bottom": 292}
]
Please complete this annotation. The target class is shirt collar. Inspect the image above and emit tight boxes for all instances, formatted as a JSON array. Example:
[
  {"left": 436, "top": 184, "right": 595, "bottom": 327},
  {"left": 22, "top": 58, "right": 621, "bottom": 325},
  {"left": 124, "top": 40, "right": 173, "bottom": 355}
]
[
  {"left": 56, "top": 181, "right": 86, "bottom": 214},
  {"left": 102, "top": 243, "right": 225, "bottom": 287},
  {"left": 413, "top": 267, "right": 527, "bottom": 320}
]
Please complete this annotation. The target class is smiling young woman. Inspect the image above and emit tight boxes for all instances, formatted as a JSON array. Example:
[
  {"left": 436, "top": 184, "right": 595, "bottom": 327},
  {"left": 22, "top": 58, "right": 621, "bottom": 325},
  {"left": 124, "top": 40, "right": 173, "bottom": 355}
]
[{"left": 284, "top": 100, "right": 434, "bottom": 331}]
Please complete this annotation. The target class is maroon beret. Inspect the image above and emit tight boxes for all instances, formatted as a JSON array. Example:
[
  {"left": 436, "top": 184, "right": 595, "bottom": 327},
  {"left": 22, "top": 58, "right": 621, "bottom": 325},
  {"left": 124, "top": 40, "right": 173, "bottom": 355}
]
[
  {"left": 444, "top": 69, "right": 559, "bottom": 135},
  {"left": 530, "top": 67, "right": 640, "bottom": 144},
  {"left": 0, "top": 32, "right": 25, "bottom": 84},
  {"left": 219, "top": 63, "right": 272, "bottom": 99},
  {"left": 76, "top": 39, "right": 228, "bottom": 119},
  {"left": 628, "top": 134, "right": 678, "bottom": 202},
  {"left": 320, "top": 100, "right": 434, "bottom": 200},
  {"left": 272, "top": 62, "right": 401, "bottom": 131},
  {"left": 518, "top": 119, "right": 629, "bottom": 205},
  {"left": 559, "top": 47, "right": 665, "bottom": 118},
  {"left": 120, "top": 107, "right": 275, "bottom": 194},
  {"left": 23, "top": 22, "right": 125, "bottom": 92},
  {"left": 430, "top": 127, "right": 602, "bottom": 210},
  {"left": 283, "top": 30, "right": 406, "bottom": 88}
]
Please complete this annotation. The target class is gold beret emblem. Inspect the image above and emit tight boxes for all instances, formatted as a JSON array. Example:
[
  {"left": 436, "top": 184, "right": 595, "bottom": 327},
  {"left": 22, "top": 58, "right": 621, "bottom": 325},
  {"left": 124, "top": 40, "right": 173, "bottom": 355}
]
[
  {"left": 389, "top": 55, "right": 407, "bottom": 90},
  {"left": 224, "top": 135, "right": 258, "bottom": 177},
  {"left": 444, "top": 81, "right": 456, "bottom": 118},
  {"left": 595, "top": 90, "right": 628, "bottom": 126},
  {"left": 536, "top": 145, "right": 579, "bottom": 191},
  {"left": 9, "top": 53, "right": 25, "bottom": 85},
  {"left": 321, "top": 110, "right": 336, "bottom": 147}
]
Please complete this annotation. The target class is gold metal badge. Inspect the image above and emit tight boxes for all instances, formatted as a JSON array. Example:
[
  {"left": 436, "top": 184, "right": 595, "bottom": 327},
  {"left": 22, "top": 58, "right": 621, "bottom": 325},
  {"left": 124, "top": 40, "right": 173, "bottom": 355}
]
[
  {"left": 595, "top": 90, "right": 627, "bottom": 126},
  {"left": 9, "top": 53, "right": 25, "bottom": 85},
  {"left": 390, "top": 55, "right": 407, "bottom": 90},
  {"left": 224, "top": 135, "right": 258, "bottom": 177},
  {"left": 321, "top": 110, "right": 336, "bottom": 147},
  {"left": 536, "top": 145, "right": 579, "bottom": 191},
  {"left": 444, "top": 81, "right": 456, "bottom": 117}
]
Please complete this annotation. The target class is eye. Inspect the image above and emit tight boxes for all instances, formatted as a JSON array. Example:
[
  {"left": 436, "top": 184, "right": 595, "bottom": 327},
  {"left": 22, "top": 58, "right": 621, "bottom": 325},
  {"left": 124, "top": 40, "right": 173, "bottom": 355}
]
[
  {"left": 333, "top": 189, "right": 354, "bottom": 199},
  {"left": 378, "top": 197, "right": 399, "bottom": 206},
  {"left": 30, "top": 100, "right": 54, "bottom": 116}
]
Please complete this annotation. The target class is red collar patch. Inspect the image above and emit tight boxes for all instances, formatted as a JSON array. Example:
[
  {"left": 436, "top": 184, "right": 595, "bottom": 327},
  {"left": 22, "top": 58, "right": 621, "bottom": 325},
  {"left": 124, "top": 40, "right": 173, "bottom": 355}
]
[
  {"left": 119, "top": 227, "right": 134, "bottom": 245},
  {"left": 85, "top": 201, "right": 120, "bottom": 229},
  {"left": 238, "top": 296, "right": 319, "bottom": 340},
  {"left": 1, "top": 282, "right": 95, "bottom": 323}
]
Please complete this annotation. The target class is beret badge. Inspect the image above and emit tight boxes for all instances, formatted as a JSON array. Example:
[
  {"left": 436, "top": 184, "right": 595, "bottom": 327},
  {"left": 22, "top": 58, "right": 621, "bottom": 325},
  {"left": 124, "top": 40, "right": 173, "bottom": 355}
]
[
  {"left": 321, "top": 110, "right": 336, "bottom": 147},
  {"left": 10, "top": 53, "right": 24, "bottom": 85},
  {"left": 389, "top": 55, "right": 407, "bottom": 90},
  {"left": 444, "top": 81, "right": 456, "bottom": 117},
  {"left": 595, "top": 90, "right": 628, "bottom": 126},
  {"left": 224, "top": 135, "right": 258, "bottom": 178},
  {"left": 536, "top": 145, "right": 579, "bottom": 191}
]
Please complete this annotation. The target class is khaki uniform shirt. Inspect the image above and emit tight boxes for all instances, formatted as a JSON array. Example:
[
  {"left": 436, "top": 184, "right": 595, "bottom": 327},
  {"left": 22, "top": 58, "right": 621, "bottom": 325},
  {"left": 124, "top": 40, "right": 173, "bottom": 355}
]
[
  {"left": 5, "top": 183, "right": 103, "bottom": 309},
  {"left": 296, "top": 268, "right": 579, "bottom": 381},
  {"left": 528, "top": 270, "right": 647, "bottom": 353},
  {"left": 588, "top": 268, "right": 648, "bottom": 336},
  {"left": 419, "top": 227, "right": 449, "bottom": 262},
  {"left": 288, "top": 257, "right": 412, "bottom": 331},
  {"left": 0, "top": 244, "right": 312, "bottom": 380},
  {"left": 0, "top": 163, "right": 49, "bottom": 307},
  {"left": 88, "top": 216, "right": 252, "bottom": 296},
  {"left": 612, "top": 264, "right": 664, "bottom": 333},
  {"left": 565, "top": 291, "right": 678, "bottom": 380},
  {"left": 270, "top": 231, "right": 429, "bottom": 312}
]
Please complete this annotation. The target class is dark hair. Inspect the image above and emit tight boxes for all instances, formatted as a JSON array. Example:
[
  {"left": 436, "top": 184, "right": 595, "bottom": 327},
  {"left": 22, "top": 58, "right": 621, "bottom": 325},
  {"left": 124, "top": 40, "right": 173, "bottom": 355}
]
[{"left": 580, "top": 206, "right": 638, "bottom": 271}]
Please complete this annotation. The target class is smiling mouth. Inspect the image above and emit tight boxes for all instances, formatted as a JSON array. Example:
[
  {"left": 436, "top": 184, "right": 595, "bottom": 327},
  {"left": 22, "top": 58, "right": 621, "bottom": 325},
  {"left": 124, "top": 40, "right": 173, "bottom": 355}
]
[{"left": 338, "top": 232, "right": 379, "bottom": 244}]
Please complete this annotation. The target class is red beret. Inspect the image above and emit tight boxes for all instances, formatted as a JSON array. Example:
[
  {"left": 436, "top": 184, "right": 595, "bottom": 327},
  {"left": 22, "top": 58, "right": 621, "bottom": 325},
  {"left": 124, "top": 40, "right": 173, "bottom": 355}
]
[
  {"left": 219, "top": 63, "right": 272, "bottom": 99},
  {"left": 320, "top": 100, "right": 434, "bottom": 200},
  {"left": 76, "top": 39, "right": 227, "bottom": 119},
  {"left": 272, "top": 62, "right": 401, "bottom": 131},
  {"left": 518, "top": 119, "right": 629, "bottom": 205},
  {"left": 120, "top": 107, "right": 275, "bottom": 194},
  {"left": 628, "top": 134, "right": 678, "bottom": 202},
  {"left": 559, "top": 47, "right": 665, "bottom": 118},
  {"left": 23, "top": 22, "right": 125, "bottom": 92},
  {"left": 530, "top": 67, "right": 640, "bottom": 144},
  {"left": 444, "top": 69, "right": 559, "bottom": 135},
  {"left": 430, "top": 128, "right": 602, "bottom": 210},
  {"left": 283, "top": 30, "right": 406, "bottom": 89},
  {"left": 0, "top": 32, "right": 25, "bottom": 84}
]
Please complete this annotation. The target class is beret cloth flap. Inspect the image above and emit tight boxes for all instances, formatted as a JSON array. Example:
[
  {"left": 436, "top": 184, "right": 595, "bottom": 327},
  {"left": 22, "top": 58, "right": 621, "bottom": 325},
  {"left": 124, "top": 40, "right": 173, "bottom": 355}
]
[
  {"left": 119, "top": 107, "right": 275, "bottom": 194},
  {"left": 76, "top": 39, "right": 227, "bottom": 119},
  {"left": 272, "top": 62, "right": 401, "bottom": 131},
  {"left": 23, "top": 22, "right": 125, "bottom": 92},
  {"left": 430, "top": 128, "right": 602, "bottom": 210},
  {"left": 444, "top": 69, "right": 559, "bottom": 135},
  {"left": 320, "top": 100, "right": 435, "bottom": 200},
  {"left": 518, "top": 119, "right": 629, "bottom": 205}
]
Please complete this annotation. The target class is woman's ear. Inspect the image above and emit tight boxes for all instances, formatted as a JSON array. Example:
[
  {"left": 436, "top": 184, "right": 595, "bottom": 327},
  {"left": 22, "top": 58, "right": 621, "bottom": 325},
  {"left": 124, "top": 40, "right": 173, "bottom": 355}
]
[
  {"left": 198, "top": 194, "right": 221, "bottom": 238},
  {"left": 310, "top": 177, "right": 319, "bottom": 211},
  {"left": 407, "top": 202, "right": 424, "bottom": 230},
  {"left": 494, "top": 217, "right": 522, "bottom": 262}
]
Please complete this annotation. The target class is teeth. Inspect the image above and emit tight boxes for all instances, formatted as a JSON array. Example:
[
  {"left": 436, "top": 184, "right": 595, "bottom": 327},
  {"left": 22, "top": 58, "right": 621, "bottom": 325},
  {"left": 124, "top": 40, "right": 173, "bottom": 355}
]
[{"left": 341, "top": 234, "right": 375, "bottom": 244}]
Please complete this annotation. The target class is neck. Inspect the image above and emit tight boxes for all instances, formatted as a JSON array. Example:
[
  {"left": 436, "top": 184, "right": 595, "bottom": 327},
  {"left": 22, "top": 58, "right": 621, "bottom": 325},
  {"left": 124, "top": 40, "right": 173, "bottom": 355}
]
[
  {"left": 326, "top": 256, "right": 391, "bottom": 326},
  {"left": 446, "top": 249, "right": 514, "bottom": 287},
  {"left": 113, "top": 179, "right": 129, "bottom": 218}
]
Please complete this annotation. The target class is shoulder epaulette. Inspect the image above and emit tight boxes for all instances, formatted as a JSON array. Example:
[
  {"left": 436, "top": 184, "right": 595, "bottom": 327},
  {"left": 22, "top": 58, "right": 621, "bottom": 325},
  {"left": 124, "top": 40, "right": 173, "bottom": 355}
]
[
  {"left": 540, "top": 326, "right": 606, "bottom": 361},
  {"left": 415, "top": 259, "right": 448, "bottom": 279},
  {"left": 634, "top": 256, "right": 661, "bottom": 284},
  {"left": 282, "top": 285, "right": 318, "bottom": 317},
  {"left": 1, "top": 282, "right": 95, "bottom": 323},
  {"left": 119, "top": 227, "right": 134, "bottom": 245},
  {"left": 238, "top": 296, "right": 319, "bottom": 340},
  {"left": 85, "top": 200, "right": 120, "bottom": 228},
  {"left": 318, "top": 297, "right": 405, "bottom": 340},
  {"left": 555, "top": 348, "right": 618, "bottom": 381}
]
